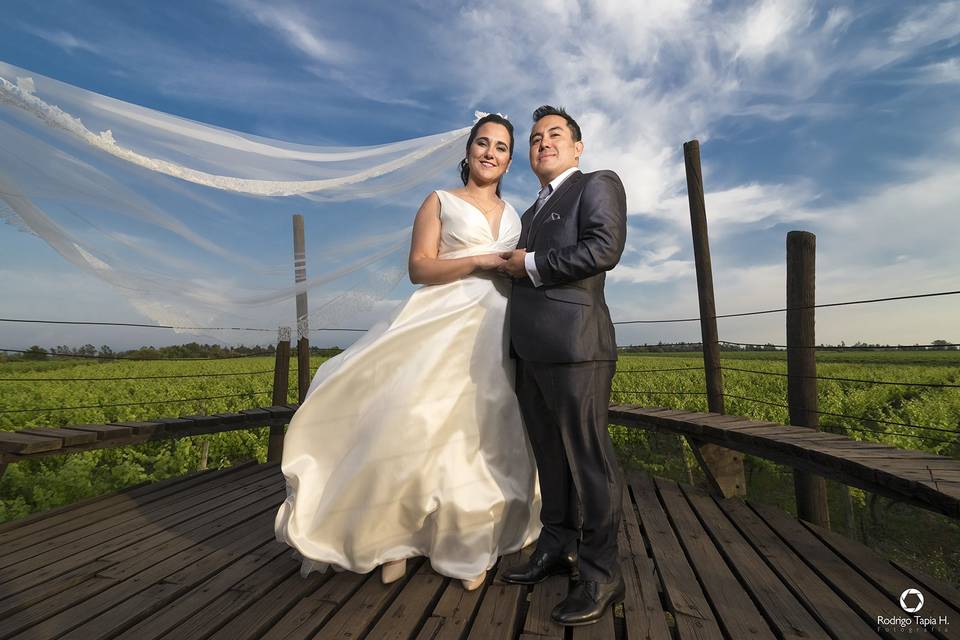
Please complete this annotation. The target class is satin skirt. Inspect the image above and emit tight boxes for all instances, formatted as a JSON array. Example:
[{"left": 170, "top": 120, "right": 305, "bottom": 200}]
[{"left": 274, "top": 272, "right": 541, "bottom": 579}]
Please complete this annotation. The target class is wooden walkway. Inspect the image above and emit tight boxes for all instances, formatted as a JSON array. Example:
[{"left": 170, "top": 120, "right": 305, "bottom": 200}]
[
  {"left": 1, "top": 462, "right": 957, "bottom": 640},
  {"left": 609, "top": 405, "right": 960, "bottom": 519}
]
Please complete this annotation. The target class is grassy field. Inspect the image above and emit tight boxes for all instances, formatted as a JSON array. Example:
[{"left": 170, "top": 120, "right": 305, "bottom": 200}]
[{"left": 1, "top": 350, "right": 958, "bottom": 584}]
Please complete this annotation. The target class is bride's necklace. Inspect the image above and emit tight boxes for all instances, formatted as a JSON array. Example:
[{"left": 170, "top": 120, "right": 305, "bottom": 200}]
[{"left": 461, "top": 192, "right": 501, "bottom": 216}]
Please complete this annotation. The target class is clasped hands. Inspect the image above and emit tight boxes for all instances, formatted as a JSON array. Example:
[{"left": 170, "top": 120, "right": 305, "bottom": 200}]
[{"left": 487, "top": 249, "right": 527, "bottom": 279}]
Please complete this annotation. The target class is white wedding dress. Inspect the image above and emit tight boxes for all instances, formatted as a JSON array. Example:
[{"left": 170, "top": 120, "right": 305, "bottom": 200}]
[{"left": 275, "top": 190, "right": 541, "bottom": 580}]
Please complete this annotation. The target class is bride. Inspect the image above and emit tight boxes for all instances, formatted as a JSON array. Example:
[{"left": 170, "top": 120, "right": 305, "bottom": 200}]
[{"left": 274, "top": 113, "right": 541, "bottom": 591}]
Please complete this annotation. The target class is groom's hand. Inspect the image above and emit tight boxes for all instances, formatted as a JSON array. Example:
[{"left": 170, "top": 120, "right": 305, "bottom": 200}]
[{"left": 499, "top": 249, "right": 528, "bottom": 279}]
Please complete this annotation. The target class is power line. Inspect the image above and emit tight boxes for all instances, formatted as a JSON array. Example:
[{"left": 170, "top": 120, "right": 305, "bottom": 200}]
[
  {"left": 613, "top": 289, "right": 960, "bottom": 324},
  {"left": 0, "top": 369, "right": 275, "bottom": 382},
  {"left": 720, "top": 366, "right": 960, "bottom": 389},
  {"left": 721, "top": 393, "right": 957, "bottom": 435},
  {"left": 0, "top": 390, "right": 272, "bottom": 414},
  {"left": 615, "top": 367, "right": 706, "bottom": 374},
  {"left": 0, "top": 318, "right": 368, "bottom": 332},
  {"left": 613, "top": 390, "right": 709, "bottom": 396},
  {"left": 0, "top": 348, "right": 276, "bottom": 361}
]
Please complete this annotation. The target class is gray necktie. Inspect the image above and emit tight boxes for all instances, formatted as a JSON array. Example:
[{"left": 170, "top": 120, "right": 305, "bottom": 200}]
[{"left": 533, "top": 184, "right": 553, "bottom": 219}]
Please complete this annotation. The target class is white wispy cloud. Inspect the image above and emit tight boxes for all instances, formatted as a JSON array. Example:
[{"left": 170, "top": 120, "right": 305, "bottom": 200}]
[
  {"left": 18, "top": 24, "right": 100, "bottom": 54},
  {"left": 225, "top": 0, "right": 350, "bottom": 64},
  {"left": 915, "top": 58, "right": 960, "bottom": 84}
]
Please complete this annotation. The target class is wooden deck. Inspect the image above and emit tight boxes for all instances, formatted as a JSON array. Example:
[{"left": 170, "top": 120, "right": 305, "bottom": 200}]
[
  {"left": 609, "top": 405, "right": 960, "bottom": 519},
  {"left": 1, "top": 462, "right": 957, "bottom": 640}
]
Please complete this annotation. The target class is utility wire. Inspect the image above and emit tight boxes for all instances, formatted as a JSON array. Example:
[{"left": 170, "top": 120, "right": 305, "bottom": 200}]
[
  {"left": 0, "top": 390, "right": 271, "bottom": 414},
  {"left": 720, "top": 366, "right": 960, "bottom": 389},
  {"left": 613, "top": 289, "right": 960, "bottom": 324}
]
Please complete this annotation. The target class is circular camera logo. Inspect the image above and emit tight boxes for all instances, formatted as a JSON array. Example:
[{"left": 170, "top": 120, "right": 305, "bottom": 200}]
[{"left": 900, "top": 588, "right": 924, "bottom": 613}]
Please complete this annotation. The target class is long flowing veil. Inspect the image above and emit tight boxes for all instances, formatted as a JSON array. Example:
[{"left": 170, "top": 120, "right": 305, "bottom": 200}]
[{"left": 0, "top": 61, "right": 471, "bottom": 338}]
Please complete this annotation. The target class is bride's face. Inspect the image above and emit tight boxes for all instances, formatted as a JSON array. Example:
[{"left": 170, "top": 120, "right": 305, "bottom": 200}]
[{"left": 467, "top": 123, "right": 512, "bottom": 186}]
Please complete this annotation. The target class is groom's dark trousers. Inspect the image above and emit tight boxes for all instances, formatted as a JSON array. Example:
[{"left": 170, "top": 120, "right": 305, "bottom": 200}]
[{"left": 509, "top": 169, "right": 627, "bottom": 584}]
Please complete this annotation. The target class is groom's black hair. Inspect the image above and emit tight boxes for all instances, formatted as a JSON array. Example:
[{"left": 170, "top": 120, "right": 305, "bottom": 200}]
[
  {"left": 531, "top": 105, "right": 582, "bottom": 142},
  {"left": 459, "top": 113, "right": 514, "bottom": 197}
]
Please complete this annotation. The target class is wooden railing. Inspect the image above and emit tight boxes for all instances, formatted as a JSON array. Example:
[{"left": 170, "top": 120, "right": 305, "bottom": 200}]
[{"left": 609, "top": 405, "right": 960, "bottom": 520}]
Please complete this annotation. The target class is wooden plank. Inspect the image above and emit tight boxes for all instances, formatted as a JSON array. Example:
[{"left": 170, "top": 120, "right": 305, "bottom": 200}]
[
  {"left": 0, "top": 461, "right": 255, "bottom": 542},
  {"left": 4, "top": 503, "right": 282, "bottom": 640},
  {"left": 571, "top": 608, "right": 616, "bottom": 639},
  {"left": 366, "top": 561, "right": 449, "bottom": 640},
  {"left": 629, "top": 471, "right": 724, "bottom": 639},
  {"left": 679, "top": 484, "right": 830, "bottom": 640},
  {"left": 109, "top": 421, "right": 164, "bottom": 437},
  {"left": 0, "top": 463, "right": 279, "bottom": 579},
  {"left": 315, "top": 558, "right": 426, "bottom": 639},
  {"left": 655, "top": 477, "right": 775, "bottom": 639},
  {"left": 465, "top": 558, "right": 525, "bottom": 640},
  {"left": 522, "top": 574, "right": 567, "bottom": 637},
  {"left": 206, "top": 566, "right": 331, "bottom": 640},
  {"left": 892, "top": 561, "right": 960, "bottom": 622},
  {"left": 17, "top": 427, "right": 98, "bottom": 447},
  {"left": 618, "top": 483, "right": 671, "bottom": 640},
  {"left": 0, "top": 431, "right": 62, "bottom": 454},
  {"left": 417, "top": 563, "right": 490, "bottom": 640},
  {"left": 0, "top": 461, "right": 267, "bottom": 565},
  {"left": 754, "top": 501, "right": 937, "bottom": 638},
  {"left": 800, "top": 519, "right": 959, "bottom": 638},
  {"left": 715, "top": 497, "right": 881, "bottom": 639},
  {"left": 260, "top": 571, "right": 368, "bottom": 640},
  {"left": 78, "top": 532, "right": 288, "bottom": 640},
  {"left": 118, "top": 541, "right": 297, "bottom": 640},
  {"left": 240, "top": 408, "right": 273, "bottom": 422},
  {"left": 0, "top": 476, "right": 284, "bottom": 623},
  {"left": 610, "top": 407, "right": 960, "bottom": 520},
  {"left": 69, "top": 423, "right": 132, "bottom": 439}
]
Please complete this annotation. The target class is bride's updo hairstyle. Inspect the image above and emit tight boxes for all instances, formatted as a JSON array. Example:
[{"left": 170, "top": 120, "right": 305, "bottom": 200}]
[{"left": 459, "top": 113, "right": 514, "bottom": 197}]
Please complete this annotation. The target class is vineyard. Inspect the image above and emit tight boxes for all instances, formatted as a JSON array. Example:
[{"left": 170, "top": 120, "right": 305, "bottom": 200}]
[{"left": 1, "top": 349, "right": 958, "bottom": 585}]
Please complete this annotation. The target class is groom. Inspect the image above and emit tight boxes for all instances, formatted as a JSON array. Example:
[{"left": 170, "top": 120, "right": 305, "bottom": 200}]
[{"left": 499, "top": 105, "right": 627, "bottom": 626}]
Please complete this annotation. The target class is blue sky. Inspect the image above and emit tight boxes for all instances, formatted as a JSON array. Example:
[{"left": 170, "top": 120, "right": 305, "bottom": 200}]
[{"left": 1, "top": 0, "right": 959, "bottom": 350}]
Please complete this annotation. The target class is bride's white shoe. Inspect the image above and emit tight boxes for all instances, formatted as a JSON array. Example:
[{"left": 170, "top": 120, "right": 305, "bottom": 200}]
[
  {"left": 461, "top": 573, "right": 485, "bottom": 591},
  {"left": 381, "top": 559, "right": 407, "bottom": 584}
]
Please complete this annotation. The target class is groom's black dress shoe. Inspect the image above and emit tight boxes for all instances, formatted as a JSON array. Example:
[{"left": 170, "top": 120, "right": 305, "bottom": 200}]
[
  {"left": 500, "top": 549, "right": 578, "bottom": 585},
  {"left": 551, "top": 575, "right": 625, "bottom": 626}
]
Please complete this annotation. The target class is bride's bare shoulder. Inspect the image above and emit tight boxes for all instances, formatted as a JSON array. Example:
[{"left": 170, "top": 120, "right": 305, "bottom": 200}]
[{"left": 414, "top": 191, "right": 442, "bottom": 221}]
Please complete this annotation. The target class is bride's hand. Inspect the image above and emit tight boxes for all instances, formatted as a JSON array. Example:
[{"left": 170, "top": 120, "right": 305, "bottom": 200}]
[{"left": 473, "top": 253, "right": 508, "bottom": 271}]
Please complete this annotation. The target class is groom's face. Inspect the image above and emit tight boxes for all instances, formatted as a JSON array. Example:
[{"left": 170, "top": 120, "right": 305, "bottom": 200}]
[{"left": 529, "top": 114, "right": 583, "bottom": 185}]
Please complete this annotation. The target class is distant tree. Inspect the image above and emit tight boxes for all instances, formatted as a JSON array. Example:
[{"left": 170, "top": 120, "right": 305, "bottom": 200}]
[
  {"left": 77, "top": 344, "right": 97, "bottom": 357},
  {"left": 931, "top": 339, "right": 953, "bottom": 351},
  {"left": 23, "top": 345, "right": 47, "bottom": 360},
  {"left": 99, "top": 345, "right": 114, "bottom": 359}
]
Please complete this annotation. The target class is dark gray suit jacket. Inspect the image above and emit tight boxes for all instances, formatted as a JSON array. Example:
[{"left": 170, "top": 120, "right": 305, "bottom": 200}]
[{"left": 509, "top": 169, "right": 627, "bottom": 363}]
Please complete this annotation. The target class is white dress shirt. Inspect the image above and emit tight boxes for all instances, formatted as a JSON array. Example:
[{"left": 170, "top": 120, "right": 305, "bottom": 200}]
[{"left": 524, "top": 166, "right": 579, "bottom": 287}]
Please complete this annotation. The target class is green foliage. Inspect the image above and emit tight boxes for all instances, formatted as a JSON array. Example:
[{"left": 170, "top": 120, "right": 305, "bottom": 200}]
[
  {"left": 1, "top": 350, "right": 957, "bottom": 586},
  {"left": 0, "top": 356, "right": 316, "bottom": 522}
]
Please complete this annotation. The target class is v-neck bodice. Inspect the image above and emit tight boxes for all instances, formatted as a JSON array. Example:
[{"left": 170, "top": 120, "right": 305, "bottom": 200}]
[{"left": 435, "top": 190, "right": 520, "bottom": 259}]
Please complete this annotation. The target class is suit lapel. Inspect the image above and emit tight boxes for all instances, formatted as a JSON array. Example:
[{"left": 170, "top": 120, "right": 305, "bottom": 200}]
[
  {"left": 518, "top": 203, "right": 537, "bottom": 249},
  {"left": 528, "top": 170, "right": 583, "bottom": 247}
]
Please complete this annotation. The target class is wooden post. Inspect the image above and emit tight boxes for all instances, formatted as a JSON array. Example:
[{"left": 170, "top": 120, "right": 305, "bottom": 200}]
[
  {"left": 684, "top": 139, "right": 746, "bottom": 498},
  {"left": 787, "top": 230, "right": 830, "bottom": 527},
  {"left": 267, "top": 327, "right": 291, "bottom": 463},
  {"left": 293, "top": 215, "right": 310, "bottom": 403}
]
